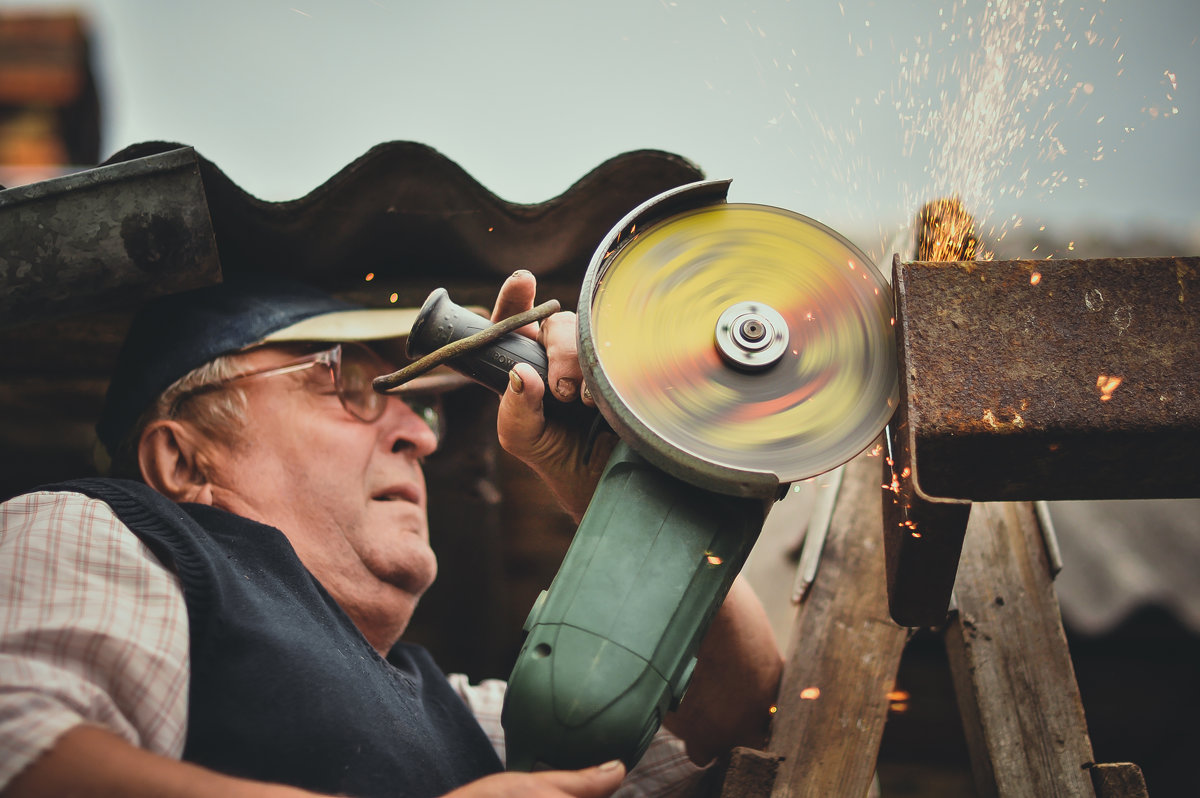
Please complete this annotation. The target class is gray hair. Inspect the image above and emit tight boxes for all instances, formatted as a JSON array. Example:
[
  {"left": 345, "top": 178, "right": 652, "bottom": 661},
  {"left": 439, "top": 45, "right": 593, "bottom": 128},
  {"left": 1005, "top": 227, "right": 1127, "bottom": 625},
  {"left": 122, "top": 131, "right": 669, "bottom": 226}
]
[{"left": 107, "top": 353, "right": 250, "bottom": 480}]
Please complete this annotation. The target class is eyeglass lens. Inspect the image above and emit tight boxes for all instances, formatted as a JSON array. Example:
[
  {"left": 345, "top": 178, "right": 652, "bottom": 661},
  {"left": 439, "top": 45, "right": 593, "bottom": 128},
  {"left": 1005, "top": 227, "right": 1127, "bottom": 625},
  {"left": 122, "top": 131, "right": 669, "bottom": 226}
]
[
  {"left": 336, "top": 344, "right": 444, "bottom": 441},
  {"left": 335, "top": 344, "right": 388, "bottom": 422}
]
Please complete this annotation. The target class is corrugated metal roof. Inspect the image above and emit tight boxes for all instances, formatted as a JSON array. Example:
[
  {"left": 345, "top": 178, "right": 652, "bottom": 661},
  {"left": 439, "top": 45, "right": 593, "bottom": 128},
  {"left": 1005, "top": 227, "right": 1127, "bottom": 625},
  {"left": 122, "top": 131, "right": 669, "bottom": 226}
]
[
  {"left": 1047, "top": 499, "right": 1200, "bottom": 636},
  {"left": 0, "top": 141, "right": 704, "bottom": 499}
]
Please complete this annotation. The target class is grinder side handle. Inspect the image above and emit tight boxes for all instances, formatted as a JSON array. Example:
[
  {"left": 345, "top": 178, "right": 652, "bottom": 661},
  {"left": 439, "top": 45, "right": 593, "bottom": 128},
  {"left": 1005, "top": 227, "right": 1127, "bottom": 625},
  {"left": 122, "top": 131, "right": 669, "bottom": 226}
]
[
  {"left": 407, "top": 287, "right": 551, "bottom": 394},
  {"left": 406, "top": 288, "right": 595, "bottom": 430}
]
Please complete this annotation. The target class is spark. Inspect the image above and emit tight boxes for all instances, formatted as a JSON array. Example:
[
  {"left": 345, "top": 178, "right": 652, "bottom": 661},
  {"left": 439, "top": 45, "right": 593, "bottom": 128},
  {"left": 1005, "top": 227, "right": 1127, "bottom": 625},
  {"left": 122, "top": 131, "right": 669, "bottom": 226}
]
[
  {"left": 1097, "top": 374, "right": 1123, "bottom": 401},
  {"left": 859, "top": 0, "right": 1124, "bottom": 258},
  {"left": 1030, "top": 271, "right": 1042, "bottom": 285},
  {"left": 800, "top": 687, "right": 821, "bottom": 700},
  {"left": 364, "top": 272, "right": 375, "bottom": 282},
  {"left": 389, "top": 292, "right": 398, "bottom": 304},
  {"left": 705, "top": 554, "right": 724, "bottom": 566},
  {"left": 290, "top": 7, "right": 312, "bottom": 17},
  {"left": 917, "top": 198, "right": 983, "bottom": 260}
]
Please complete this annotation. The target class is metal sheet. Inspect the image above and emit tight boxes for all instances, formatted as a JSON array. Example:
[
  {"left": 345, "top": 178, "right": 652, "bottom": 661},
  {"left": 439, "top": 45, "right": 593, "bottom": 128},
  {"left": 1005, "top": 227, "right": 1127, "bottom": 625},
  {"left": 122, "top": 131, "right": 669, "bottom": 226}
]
[
  {"left": 0, "top": 146, "right": 222, "bottom": 330},
  {"left": 881, "top": 410, "right": 970, "bottom": 627},
  {"left": 894, "top": 256, "right": 1200, "bottom": 501}
]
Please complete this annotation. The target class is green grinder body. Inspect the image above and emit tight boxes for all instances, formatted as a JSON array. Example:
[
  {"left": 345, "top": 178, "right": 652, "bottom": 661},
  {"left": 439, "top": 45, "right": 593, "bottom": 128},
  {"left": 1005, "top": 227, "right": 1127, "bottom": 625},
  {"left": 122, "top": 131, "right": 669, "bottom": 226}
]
[{"left": 501, "top": 440, "right": 765, "bottom": 771}]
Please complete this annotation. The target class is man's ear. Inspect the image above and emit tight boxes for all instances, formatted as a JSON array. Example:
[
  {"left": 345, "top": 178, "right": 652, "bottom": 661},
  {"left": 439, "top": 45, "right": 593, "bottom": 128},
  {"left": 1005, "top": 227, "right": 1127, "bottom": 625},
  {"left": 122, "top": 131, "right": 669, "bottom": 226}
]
[{"left": 138, "top": 420, "right": 215, "bottom": 504}]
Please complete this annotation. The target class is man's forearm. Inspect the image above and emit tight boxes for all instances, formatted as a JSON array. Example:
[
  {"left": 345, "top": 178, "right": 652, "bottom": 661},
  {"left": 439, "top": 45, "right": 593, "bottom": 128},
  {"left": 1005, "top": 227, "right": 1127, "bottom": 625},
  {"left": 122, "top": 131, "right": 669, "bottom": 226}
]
[
  {"left": 5, "top": 725, "right": 632, "bottom": 798},
  {"left": 662, "top": 576, "right": 783, "bottom": 766},
  {"left": 3, "top": 725, "right": 317, "bottom": 798}
]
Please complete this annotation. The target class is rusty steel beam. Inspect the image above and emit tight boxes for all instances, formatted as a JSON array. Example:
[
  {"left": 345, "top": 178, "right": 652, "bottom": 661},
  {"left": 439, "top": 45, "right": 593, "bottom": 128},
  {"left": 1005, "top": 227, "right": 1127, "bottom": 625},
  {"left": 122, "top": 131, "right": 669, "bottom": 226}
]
[
  {"left": 0, "top": 146, "right": 222, "bottom": 330},
  {"left": 894, "top": 255, "right": 1200, "bottom": 501},
  {"left": 881, "top": 405, "right": 971, "bottom": 627}
]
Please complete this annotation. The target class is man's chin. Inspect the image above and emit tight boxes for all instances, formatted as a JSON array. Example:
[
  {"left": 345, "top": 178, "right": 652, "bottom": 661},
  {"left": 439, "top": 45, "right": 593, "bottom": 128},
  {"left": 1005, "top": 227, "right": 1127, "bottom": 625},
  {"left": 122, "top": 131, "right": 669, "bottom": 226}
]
[{"left": 376, "top": 550, "right": 438, "bottom": 599}]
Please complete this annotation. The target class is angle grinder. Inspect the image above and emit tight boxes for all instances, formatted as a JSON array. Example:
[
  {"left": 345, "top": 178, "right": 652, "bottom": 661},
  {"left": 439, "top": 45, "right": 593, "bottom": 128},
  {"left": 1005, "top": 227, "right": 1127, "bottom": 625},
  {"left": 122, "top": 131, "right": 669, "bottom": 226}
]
[{"left": 389, "top": 179, "right": 898, "bottom": 771}]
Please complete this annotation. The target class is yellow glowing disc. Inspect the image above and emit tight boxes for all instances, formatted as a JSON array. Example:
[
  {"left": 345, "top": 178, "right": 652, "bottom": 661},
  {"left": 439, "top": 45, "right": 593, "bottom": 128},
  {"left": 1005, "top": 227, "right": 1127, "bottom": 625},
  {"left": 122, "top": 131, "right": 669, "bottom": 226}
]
[{"left": 587, "top": 203, "right": 898, "bottom": 490}]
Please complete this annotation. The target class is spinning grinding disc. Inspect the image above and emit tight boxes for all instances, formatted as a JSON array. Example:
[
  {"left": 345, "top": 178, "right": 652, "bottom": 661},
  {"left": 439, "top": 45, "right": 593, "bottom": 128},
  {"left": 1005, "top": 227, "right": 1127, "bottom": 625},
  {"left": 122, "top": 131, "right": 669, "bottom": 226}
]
[{"left": 579, "top": 202, "right": 899, "bottom": 496}]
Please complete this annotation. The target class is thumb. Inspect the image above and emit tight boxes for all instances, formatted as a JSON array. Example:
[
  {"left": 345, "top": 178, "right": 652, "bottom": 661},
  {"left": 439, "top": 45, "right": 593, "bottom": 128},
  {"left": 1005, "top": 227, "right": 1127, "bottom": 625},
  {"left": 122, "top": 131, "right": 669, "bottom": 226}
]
[
  {"left": 535, "top": 760, "right": 626, "bottom": 798},
  {"left": 497, "top": 363, "right": 548, "bottom": 460}
]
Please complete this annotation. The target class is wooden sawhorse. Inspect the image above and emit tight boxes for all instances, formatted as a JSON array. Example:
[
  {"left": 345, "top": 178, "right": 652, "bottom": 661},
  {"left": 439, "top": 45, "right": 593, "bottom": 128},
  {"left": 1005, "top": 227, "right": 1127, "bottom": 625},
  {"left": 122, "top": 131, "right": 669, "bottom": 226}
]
[{"left": 715, "top": 448, "right": 1148, "bottom": 798}]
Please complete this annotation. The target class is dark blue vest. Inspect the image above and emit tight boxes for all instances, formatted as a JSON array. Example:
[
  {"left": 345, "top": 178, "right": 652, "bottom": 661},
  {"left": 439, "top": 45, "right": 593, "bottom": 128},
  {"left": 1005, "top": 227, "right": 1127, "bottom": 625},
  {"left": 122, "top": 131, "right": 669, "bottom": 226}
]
[{"left": 51, "top": 478, "right": 503, "bottom": 798}]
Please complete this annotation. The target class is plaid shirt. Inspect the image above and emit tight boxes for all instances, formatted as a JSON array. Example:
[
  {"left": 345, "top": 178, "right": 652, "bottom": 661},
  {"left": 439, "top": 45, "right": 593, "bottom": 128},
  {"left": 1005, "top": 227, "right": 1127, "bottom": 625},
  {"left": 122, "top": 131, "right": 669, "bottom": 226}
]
[{"left": 0, "top": 490, "right": 704, "bottom": 795}]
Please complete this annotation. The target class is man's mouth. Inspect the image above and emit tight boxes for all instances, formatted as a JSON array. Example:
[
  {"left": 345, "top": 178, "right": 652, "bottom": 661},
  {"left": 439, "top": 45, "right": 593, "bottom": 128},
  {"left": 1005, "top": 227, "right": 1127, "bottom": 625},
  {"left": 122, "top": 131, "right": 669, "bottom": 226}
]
[{"left": 372, "top": 485, "right": 419, "bottom": 504}]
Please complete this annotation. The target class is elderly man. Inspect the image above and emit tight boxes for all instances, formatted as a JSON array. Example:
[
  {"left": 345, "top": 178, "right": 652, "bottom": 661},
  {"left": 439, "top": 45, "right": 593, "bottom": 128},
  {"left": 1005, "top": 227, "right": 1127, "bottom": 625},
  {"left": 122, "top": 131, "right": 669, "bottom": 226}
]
[{"left": 0, "top": 271, "right": 781, "bottom": 798}]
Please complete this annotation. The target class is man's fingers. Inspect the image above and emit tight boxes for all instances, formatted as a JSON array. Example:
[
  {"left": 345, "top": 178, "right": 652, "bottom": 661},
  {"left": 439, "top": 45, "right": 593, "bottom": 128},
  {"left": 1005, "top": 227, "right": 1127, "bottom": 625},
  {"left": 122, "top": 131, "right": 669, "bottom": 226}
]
[
  {"left": 534, "top": 760, "right": 626, "bottom": 798},
  {"left": 539, "top": 311, "right": 583, "bottom": 402},
  {"left": 443, "top": 761, "right": 625, "bottom": 798},
  {"left": 491, "top": 270, "right": 540, "bottom": 339}
]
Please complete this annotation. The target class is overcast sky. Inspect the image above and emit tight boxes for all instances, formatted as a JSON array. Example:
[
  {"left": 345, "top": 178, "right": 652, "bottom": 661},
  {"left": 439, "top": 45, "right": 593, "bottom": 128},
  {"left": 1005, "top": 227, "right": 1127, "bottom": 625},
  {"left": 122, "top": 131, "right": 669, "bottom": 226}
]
[{"left": 9, "top": 0, "right": 1199, "bottom": 260}]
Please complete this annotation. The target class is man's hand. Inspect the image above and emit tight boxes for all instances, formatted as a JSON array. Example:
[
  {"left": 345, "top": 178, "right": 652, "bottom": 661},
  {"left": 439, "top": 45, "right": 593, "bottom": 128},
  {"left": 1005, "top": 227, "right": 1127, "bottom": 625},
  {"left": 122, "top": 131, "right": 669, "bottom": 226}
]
[
  {"left": 491, "top": 270, "right": 614, "bottom": 522},
  {"left": 444, "top": 761, "right": 626, "bottom": 798}
]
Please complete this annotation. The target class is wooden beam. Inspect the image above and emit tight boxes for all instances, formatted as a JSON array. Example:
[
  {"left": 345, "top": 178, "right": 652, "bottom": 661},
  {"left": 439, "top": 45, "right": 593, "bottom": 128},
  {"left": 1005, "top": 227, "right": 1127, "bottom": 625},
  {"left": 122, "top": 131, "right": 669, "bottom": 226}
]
[
  {"left": 1090, "top": 763, "right": 1149, "bottom": 798},
  {"left": 764, "top": 446, "right": 909, "bottom": 797},
  {"left": 945, "top": 501, "right": 1098, "bottom": 798}
]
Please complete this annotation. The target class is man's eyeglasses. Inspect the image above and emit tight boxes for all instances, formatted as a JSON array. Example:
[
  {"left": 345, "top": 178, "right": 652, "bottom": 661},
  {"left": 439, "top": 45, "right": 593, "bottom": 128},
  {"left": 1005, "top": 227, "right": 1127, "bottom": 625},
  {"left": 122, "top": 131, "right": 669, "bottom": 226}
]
[{"left": 175, "top": 342, "right": 444, "bottom": 442}]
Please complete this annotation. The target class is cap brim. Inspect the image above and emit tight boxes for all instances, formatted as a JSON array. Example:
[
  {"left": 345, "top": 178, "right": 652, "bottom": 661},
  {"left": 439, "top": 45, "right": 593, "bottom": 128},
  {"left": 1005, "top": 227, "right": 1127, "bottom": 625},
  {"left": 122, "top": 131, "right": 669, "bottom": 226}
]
[
  {"left": 260, "top": 307, "right": 422, "bottom": 343},
  {"left": 260, "top": 305, "right": 484, "bottom": 396}
]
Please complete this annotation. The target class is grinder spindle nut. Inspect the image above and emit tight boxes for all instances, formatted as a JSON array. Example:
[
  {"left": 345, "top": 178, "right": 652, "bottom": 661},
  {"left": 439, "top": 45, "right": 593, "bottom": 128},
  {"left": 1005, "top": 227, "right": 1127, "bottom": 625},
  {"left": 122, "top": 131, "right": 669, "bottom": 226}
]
[{"left": 715, "top": 301, "right": 790, "bottom": 370}]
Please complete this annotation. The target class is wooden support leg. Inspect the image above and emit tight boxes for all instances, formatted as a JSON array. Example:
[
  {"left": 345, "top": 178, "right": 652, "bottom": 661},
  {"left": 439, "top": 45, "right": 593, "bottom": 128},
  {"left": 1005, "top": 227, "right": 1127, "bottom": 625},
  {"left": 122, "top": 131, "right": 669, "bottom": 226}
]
[
  {"left": 945, "top": 501, "right": 1099, "bottom": 798},
  {"left": 1090, "top": 763, "right": 1149, "bottom": 798},
  {"left": 761, "top": 448, "right": 910, "bottom": 798}
]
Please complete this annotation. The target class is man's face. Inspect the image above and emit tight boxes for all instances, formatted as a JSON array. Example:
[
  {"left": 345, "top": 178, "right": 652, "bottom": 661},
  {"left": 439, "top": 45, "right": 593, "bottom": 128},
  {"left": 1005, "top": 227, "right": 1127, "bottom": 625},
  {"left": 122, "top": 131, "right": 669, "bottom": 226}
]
[{"left": 197, "top": 344, "right": 441, "bottom": 651}]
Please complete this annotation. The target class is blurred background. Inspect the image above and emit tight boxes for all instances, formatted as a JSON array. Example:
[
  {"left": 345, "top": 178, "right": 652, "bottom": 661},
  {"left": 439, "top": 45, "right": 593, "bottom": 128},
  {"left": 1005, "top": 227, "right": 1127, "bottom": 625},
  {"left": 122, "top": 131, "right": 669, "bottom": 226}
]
[
  {"left": 1, "top": 0, "right": 1197, "bottom": 259},
  {"left": 2, "top": 1, "right": 1197, "bottom": 795}
]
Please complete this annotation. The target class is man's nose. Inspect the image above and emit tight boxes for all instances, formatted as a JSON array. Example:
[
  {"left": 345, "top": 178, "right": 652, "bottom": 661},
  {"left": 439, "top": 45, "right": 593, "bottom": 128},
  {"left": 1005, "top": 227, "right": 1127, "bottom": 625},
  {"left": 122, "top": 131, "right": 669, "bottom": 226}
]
[{"left": 383, "top": 396, "right": 439, "bottom": 458}]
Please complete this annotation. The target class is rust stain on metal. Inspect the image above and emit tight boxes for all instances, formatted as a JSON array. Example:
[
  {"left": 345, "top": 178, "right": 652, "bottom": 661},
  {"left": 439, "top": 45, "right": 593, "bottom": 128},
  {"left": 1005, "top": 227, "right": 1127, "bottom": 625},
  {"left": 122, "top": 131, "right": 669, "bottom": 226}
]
[{"left": 895, "top": 257, "right": 1200, "bottom": 501}]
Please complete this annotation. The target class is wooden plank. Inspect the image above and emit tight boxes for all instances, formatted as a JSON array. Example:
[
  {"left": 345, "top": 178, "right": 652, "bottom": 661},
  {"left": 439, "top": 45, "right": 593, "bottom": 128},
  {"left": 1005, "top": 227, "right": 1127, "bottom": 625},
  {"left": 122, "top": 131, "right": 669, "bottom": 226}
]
[
  {"left": 945, "top": 501, "right": 1097, "bottom": 798},
  {"left": 1089, "top": 763, "right": 1149, "bottom": 798},
  {"left": 715, "top": 747, "right": 784, "bottom": 798},
  {"left": 765, "top": 446, "right": 910, "bottom": 797}
]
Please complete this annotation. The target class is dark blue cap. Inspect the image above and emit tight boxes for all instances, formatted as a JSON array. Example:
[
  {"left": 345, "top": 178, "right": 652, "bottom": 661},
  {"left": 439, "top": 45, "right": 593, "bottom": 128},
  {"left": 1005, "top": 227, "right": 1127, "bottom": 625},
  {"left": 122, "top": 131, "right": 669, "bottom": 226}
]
[{"left": 96, "top": 276, "right": 361, "bottom": 455}]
